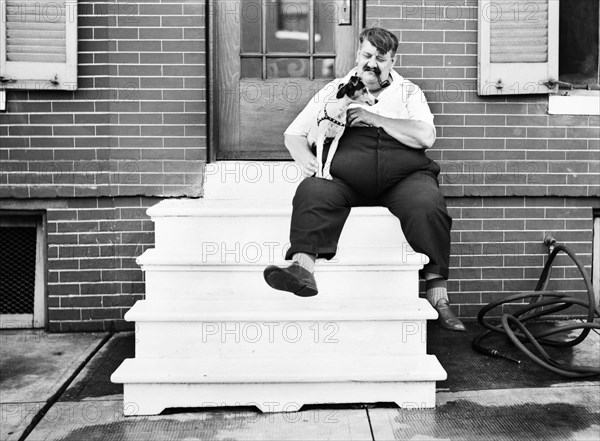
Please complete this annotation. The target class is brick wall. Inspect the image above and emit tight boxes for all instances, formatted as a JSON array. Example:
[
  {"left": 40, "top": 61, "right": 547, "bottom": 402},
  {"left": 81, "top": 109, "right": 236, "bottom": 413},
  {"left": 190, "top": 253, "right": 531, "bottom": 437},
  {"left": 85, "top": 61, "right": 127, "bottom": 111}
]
[
  {"left": 445, "top": 197, "right": 595, "bottom": 318},
  {"left": 1, "top": 1, "right": 207, "bottom": 331},
  {"left": 367, "top": 0, "right": 599, "bottom": 314},
  {"left": 45, "top": 197, "right": 157, "bottom": 332},
  {"left": 1, "top": 0, "right": 207, "bottom": 198}
]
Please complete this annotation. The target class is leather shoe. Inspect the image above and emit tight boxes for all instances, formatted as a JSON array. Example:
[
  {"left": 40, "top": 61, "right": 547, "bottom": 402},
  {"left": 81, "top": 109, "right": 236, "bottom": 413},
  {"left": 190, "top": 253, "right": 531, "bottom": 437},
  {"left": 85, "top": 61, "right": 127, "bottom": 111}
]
[
  {"left": 263, "top": 262, "right": 318, "bottom": 297},
  {"left": 434, "top": 299, "right": 467, "bottom": 332}
]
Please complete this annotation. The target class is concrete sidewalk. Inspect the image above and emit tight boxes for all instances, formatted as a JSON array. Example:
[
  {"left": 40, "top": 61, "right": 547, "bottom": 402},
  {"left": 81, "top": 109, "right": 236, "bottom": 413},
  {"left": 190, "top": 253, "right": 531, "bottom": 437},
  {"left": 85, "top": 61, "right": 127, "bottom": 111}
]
[{"left": 1, "top": 323, "right": 599, "bottom": 441}]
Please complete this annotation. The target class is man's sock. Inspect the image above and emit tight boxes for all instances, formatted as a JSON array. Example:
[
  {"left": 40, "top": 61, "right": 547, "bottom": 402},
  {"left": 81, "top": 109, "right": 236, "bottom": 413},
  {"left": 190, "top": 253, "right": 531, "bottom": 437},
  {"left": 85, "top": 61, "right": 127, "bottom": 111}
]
[
  {"left": 426, "top": 277, "right": 448, "bottom": 306},
  {"left": 292, "top": 252, "right": 316, "bottom": 273}
]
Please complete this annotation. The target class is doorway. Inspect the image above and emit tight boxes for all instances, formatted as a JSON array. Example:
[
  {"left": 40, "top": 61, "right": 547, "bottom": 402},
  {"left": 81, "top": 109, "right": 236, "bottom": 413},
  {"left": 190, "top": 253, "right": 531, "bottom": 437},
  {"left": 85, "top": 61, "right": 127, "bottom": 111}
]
[{"left": 211, "top": 0, "right": 364, "bottom": 160}]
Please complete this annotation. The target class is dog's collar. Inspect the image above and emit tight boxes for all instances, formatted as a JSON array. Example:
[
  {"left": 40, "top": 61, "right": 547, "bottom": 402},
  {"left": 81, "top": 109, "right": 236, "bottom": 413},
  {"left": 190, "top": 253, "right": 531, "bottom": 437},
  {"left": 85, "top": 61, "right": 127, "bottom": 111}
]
[{"left": 317, "top": 104, "right": 345, "bottom": 127}]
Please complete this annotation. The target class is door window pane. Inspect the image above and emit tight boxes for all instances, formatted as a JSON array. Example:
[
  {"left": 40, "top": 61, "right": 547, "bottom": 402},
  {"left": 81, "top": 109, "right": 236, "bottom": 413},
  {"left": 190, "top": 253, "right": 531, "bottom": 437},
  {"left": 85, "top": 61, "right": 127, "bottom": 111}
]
[
  {"left": 241, "top": 1, "right": 262, "bottom": 53},
  {"left": 266, "top": 0, "right": 310, "bottom": 53},
  {"left": 241, "top": 58, "right": 263, "bottom": 78},
  {"left": 243, "top": 0, "right": 340, "bottom": 80},
  {"left": 314, "top": 58, "right": 335, "bottom": 78},
  {"left": 267, "top": 58, "right": 309, "bottom": 78},
  {"left": 315, "top": 0, "right": 335, "bottom": 53}
]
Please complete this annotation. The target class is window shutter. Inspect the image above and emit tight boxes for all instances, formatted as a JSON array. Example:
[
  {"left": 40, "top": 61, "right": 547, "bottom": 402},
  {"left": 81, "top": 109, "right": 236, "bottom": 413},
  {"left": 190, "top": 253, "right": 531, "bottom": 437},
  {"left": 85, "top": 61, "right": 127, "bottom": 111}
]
[
  {"left": 0, "top": 0, "right": 77, "bottom": 90},
  {"left": 478, "top": 0, "right": 558, "bottom": 96}
]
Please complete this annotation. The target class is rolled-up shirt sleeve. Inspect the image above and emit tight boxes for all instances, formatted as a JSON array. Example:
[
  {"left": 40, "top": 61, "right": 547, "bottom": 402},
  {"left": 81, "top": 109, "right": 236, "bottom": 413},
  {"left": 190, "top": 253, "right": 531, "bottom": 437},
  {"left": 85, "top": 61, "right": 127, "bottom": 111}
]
[
  {"left": 404, "top": 82, "right": 436, "bottom": 133},
  {"left": 283, "top": 97, "right": 318, "bottom": 137}
]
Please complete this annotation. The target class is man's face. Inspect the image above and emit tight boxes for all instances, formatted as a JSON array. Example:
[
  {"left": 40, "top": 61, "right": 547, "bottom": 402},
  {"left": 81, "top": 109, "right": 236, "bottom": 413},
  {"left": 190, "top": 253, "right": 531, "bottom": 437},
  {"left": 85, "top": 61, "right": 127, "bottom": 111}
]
[{"left": 356, "top": 39, "right": 397, "bottom": 90}]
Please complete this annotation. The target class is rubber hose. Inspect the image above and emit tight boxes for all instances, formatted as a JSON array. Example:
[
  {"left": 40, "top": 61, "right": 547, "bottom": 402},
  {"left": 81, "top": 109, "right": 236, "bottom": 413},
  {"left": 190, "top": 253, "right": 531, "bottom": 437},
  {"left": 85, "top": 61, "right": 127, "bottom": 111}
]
[{"left": 472, "top": 244, "right": 600, "bottom": 378}]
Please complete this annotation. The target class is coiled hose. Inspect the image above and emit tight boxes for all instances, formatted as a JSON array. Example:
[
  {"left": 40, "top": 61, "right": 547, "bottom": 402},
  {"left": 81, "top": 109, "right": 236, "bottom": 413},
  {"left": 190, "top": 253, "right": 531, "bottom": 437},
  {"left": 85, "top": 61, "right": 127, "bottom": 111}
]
[{"left": 472, "top": 239, "right": 600, "bottom": 378}]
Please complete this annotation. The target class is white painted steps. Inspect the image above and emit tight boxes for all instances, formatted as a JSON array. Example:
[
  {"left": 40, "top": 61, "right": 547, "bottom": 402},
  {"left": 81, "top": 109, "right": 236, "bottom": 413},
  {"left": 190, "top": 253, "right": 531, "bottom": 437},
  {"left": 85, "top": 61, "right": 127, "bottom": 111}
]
[
  {"left": 124, "top": 297, "right": 437, "bottom": 322},
  {"left": 149, "top": 199, "right": 421, "bottom": 254},
  {"left": 137, "top": 248, "right": 425, "bottom": 302},
  {"left": 111, "top": 161, "right": 447, "bottom": 415},
  {"left": 125, "top": 298, "right": 435, "bottom": 358},
  {"left": 112, "top": 354, "right": 447, "bottom": 415}
]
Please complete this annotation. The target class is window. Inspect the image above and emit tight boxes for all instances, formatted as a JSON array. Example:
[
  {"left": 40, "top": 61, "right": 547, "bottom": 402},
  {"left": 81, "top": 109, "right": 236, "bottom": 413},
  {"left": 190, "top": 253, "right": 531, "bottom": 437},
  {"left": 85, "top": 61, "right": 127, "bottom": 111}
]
[
  {"left": 558, "top": 0, "right": 599, "bottom": 90},
  {"left": 478, "top": 0, "right": 599, "bottom": 114},
  {"left": 240, "top": 0, "right": 337, "bottom": 80},
  {"left": 0, "top": 0, "right": 78, "bottom": 91},
  {"left": 478, "top": 0, "right": 559, "bottom": 96},
  {"left": 550, "top": 0, "right": 600, "bottom": 115}
]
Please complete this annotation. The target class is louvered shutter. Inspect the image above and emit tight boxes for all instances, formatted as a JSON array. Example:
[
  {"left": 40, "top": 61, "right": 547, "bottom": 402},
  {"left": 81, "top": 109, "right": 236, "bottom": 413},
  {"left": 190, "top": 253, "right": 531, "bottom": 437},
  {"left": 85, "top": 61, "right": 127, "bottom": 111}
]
[
  {"left": 0, "top": 0, "right": 77, "bottom": 90},
  {"left": 478, "top": 0, "right": 558, "bottom": 96}
]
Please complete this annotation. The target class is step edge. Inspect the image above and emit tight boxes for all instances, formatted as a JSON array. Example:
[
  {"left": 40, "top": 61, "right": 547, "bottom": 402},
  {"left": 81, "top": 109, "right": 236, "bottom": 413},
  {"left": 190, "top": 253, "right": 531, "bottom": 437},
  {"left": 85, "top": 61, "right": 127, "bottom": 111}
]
[
  {"left": 137, "top": 249, "right": 429, "bottom": 268},
  {"left": 111, "top": 355, "right": 447, "bottom": 383},
  {"left": 125, "top": 311, "right": 438, "bottom": 322}
]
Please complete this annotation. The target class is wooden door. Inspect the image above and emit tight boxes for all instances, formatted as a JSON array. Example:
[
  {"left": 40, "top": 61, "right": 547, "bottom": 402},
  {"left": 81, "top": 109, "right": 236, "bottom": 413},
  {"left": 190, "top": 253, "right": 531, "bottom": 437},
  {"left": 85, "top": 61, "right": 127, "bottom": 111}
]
[{"left": 213, "top": 0, "right": 363, "bottom": 159}]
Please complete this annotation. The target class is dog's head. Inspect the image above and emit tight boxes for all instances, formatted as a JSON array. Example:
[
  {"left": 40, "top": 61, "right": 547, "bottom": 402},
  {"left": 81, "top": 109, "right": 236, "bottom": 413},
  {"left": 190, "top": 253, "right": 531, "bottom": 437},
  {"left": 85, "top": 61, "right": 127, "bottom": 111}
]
[{"left": 336, "top": 76, "right": 378, "bottom": 106}]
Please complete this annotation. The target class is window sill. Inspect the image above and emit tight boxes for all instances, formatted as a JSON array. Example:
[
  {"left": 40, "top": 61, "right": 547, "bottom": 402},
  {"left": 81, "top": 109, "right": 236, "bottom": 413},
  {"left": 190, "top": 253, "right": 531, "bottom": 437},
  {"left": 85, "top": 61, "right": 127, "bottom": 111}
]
[{"left": 548, "top": 90, "right": 600, "bottom": 115}]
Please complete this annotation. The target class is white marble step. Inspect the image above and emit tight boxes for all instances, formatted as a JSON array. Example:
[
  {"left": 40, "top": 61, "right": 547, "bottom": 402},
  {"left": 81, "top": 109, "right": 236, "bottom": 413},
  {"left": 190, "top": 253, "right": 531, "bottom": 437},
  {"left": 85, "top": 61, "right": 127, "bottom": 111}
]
[
  {"left": 111, "top": 354, "right": 447, "bottom": 414},
  {"left": 148, "top": 199, "right": 419, "bottom": 256},
  {"left": 137, "top": 248, "right": 425, "bottom": 302},
  {"left": 127, "top": 299, "right": 435, "bottom": 358},
  {"left": 137, "top": 245, "right": 427, "bottom": 268},
  {"left": 125, "top": 298, "right": 437, "bottom": 322}
]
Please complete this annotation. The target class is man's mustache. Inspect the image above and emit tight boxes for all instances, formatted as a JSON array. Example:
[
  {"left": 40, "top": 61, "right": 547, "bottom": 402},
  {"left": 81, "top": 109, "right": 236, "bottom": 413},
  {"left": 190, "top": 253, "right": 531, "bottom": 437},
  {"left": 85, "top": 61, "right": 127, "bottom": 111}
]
[
  {"left": 363, "top": 66, "right": 381, "bottom": 75},
  {"left": 363, "top": 66, "right": 382, "bottom": 75}
]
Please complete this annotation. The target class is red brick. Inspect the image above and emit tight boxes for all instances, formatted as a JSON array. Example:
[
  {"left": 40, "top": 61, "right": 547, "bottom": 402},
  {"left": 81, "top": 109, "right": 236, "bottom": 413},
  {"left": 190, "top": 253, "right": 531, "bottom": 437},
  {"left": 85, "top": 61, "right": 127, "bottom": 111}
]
[
  {"left": 528, "top": 127, "right": 566, "bottom": 138},
  {"left": 81, "top": 308, "right": 122, "bottom": 320},
  {"left": 486, "top": 103, "right": 528, "bottom": 114},
  {"left": 48, "top": 309, "right": 82, "bottom": 321},
  {"left": 61, "top": 296, "right": 103, "bottom": 308},
  {"left": 444, "top": 30, "right": 477, "bottom": 42}
]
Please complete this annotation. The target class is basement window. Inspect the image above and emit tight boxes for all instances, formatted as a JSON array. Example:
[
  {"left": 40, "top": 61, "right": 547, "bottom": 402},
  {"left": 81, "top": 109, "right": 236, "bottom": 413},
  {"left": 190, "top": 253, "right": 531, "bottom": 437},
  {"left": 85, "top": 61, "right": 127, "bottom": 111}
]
[{"left": 0, "top": 213, "right": 46, "bottom": 328}]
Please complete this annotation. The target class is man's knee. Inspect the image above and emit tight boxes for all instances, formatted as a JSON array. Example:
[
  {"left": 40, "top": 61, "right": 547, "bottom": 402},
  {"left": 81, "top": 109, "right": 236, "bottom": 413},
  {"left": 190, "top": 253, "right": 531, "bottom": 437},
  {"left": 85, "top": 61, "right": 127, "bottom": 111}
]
[
  {"left": 393, "top": 189, "right": 451, "bottom": 229},
  {"left": 293, "top": 177, "right": 348, "bottom": 206},
  {"left": 296, "top": 176, "right": 321, "bottom": 194}
]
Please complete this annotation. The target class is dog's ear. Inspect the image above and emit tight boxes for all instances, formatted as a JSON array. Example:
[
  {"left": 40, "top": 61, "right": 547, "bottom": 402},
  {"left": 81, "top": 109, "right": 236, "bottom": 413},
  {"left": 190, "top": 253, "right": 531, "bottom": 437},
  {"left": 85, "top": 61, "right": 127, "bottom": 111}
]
[
  {"left": 337, "top": 76, "right": 363, "bottom": 98},
  {"left": 349, "top": 75, "right": 360, "bottom": 85},
  {"left": 336, "top": 82, "right": 349, "bottom": 99}
]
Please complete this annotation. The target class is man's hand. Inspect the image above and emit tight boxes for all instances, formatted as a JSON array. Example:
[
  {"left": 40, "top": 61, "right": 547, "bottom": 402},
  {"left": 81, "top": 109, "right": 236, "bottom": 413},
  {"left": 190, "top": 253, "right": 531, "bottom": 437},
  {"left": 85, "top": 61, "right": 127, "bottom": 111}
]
[
  {"left": 294, "top": 149, "right": 319, "bottom": 178},
  {"left": 346, "top": 110, "right": 436, "bottom": 150},
  {"left": 346, "top": 108, "right": 380, "bottom": 128},
  {"left": 284, "top": 134, "right": 319, "bottom": 177}
]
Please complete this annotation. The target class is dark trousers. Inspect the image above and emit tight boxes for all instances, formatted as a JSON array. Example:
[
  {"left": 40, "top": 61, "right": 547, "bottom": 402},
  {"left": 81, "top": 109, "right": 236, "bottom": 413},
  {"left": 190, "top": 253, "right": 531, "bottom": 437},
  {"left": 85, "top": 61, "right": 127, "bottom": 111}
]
[{"left": 285, "top": 127, "right": 452, "bottom": 279}]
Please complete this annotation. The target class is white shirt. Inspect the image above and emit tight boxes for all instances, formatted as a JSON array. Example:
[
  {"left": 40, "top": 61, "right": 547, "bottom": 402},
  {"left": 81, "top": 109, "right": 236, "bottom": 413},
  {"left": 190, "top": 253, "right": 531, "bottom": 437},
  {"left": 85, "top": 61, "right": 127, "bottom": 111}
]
[{"left": 284, "top": 68, "right": 436, "bottom": 137}]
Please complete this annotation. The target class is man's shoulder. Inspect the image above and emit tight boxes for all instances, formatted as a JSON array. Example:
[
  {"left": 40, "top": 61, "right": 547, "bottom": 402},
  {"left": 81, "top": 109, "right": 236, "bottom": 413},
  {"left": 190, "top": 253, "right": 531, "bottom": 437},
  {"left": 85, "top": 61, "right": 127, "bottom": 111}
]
[{"left": 392, "top": 70, "right": 421, "bottom": 90}]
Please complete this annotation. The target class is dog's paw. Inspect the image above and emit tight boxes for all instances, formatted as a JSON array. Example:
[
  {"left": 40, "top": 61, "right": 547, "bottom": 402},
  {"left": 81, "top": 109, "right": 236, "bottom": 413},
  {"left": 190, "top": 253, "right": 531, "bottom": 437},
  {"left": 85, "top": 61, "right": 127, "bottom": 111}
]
[{"left": 323, "top": 173, "right": 333, "bottom": 180}]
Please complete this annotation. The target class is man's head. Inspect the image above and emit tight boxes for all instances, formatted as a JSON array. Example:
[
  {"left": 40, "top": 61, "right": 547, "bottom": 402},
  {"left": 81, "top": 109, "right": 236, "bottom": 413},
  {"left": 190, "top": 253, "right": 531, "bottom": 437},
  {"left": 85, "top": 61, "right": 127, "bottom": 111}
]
[{"left": 356, "top": 27, "right": 399, "bottom": 91}]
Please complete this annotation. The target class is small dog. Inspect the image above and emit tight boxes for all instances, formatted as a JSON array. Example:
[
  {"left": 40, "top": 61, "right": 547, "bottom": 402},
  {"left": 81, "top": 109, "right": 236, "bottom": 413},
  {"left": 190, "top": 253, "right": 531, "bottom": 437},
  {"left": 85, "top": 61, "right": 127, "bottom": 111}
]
[{"left": 308, "top": 76, "right": 378, "bottom": 180}]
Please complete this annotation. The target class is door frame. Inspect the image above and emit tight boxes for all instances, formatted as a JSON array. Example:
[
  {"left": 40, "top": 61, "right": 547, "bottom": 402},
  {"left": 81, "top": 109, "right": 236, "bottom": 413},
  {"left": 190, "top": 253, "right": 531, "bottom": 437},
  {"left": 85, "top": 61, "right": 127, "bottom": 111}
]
[{"left": 207, "top": 0, "right": 366, "bottom": 163}]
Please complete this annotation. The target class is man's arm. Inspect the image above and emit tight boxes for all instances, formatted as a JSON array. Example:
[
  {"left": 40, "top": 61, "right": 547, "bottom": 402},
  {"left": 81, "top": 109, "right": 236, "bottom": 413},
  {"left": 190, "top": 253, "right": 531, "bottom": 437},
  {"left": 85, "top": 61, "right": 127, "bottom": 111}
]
[
  {"left": 285, "top": 134, "right": 319, "bottom": 177},
  {"left": 346, "top": 108, "right": 436, "bottom": 150}
]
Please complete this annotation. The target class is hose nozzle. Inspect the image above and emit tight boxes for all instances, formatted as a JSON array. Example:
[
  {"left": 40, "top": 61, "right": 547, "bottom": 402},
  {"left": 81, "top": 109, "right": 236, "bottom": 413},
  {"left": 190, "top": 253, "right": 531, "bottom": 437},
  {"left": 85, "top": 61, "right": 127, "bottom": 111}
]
[{"left": 544, "top": 235, "right": 557, "bottom": 253}]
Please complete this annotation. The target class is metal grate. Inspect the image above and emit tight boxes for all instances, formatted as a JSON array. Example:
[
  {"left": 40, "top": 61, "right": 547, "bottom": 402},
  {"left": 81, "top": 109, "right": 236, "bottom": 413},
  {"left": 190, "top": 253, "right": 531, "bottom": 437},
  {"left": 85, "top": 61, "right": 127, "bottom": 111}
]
[{"left": 0, "top": 226, "right": 37, "bottom": 314}]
